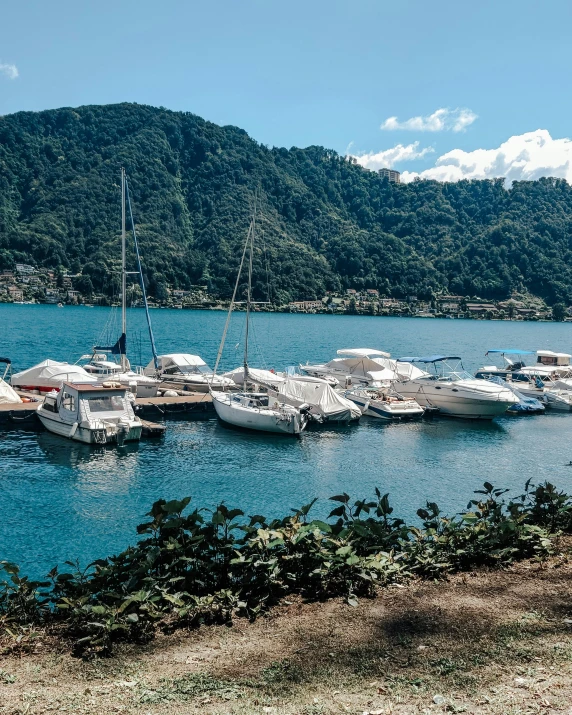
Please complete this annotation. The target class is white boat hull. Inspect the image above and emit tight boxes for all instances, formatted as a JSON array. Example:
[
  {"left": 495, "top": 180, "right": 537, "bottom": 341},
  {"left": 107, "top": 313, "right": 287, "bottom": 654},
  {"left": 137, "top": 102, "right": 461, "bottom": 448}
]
[
  {"left": 345, "top": 391, "right": 424, "bottom": 420},
  {"left": 37, "top": 412, "right": 142, "bottom": 444},
  {"left": 212, "top": 393, "right": 306, "bottom": 435},
  {"left": 397, "top": 381, "right": 516, "bottom": 420}
]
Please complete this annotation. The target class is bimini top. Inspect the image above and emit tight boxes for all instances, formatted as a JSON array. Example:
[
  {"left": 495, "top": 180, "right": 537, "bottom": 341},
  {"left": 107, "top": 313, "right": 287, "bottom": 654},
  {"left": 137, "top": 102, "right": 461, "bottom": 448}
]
[
  {"left": 398, "top": 355, "right": 461, "bottom": 364},
  {"left": 485, "top": 349, "right": 535, "bottom": 355},
  {"left": 336, "top": 348, "right": 391, "bottom": 358}
]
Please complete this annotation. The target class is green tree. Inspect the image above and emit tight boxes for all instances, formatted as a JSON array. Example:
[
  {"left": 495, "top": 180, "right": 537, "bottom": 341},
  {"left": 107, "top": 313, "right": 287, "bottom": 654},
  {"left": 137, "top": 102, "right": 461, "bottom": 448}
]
[{"left": 552, "top": 303, "right": 567, "bottom": 321}]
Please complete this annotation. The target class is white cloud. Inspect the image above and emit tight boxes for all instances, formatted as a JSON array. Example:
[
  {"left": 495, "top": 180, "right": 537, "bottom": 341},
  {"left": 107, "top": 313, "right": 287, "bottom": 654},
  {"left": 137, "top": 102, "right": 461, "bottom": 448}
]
[
  {"left": 401, "top": 129, "right": 572, "bottom": 186},
  {"left": 352, "top": 141, "right": 434, "bottom": 170},
  {"left": 381, "top": 108, "right": 477, "bottom": 133},
  {"left": 0, "top": 62, "right": 19, "bottom": 80}
]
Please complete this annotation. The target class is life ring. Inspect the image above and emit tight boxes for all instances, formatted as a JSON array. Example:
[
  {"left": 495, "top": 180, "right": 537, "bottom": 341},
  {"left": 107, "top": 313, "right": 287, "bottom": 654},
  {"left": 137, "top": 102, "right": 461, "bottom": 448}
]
[{"left": 102, "top": 381, "right": 122, "bottom": 389}]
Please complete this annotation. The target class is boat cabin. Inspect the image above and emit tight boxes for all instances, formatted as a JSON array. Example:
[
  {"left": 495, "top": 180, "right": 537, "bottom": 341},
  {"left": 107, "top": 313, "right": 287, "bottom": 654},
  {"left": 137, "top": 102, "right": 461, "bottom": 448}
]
[
  {"left": 232, "top": 392, "right": 270, "bottom": 409},
  {"left": 536, "top": 350, "right": 571, "bottom": 367},
  {"left": 43, "top": 383, "right": 136, "bottom": 423}
]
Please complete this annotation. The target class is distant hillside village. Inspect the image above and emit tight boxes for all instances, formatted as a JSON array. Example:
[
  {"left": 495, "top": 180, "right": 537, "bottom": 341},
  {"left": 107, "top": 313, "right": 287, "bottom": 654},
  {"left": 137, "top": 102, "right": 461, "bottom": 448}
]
[{"left": 1, "top": 263, "right": 569, "bottom": 321}]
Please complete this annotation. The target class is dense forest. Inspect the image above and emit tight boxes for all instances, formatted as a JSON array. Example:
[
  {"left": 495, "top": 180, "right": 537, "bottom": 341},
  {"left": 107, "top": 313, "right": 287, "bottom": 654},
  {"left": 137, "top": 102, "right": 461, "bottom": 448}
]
[{"left": 1, "top": 102, "right": 572, "bottom": 304}]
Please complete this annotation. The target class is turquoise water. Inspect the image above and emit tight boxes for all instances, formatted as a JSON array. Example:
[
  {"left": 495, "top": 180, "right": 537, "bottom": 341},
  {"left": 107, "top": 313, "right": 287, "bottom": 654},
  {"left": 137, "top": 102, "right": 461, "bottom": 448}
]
[{"left": 2, "top": 304, "right": 572, "bottom": 576}]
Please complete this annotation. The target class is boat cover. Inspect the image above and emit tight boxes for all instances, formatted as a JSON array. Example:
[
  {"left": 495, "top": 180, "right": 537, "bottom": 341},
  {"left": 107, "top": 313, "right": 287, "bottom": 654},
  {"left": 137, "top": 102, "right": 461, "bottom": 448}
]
[
  {"left": 11, "top": 360, "right": 98, "bottom": 388},
  {"left": 146, "top": 354, "right": 208, "bottom": 372},
  {"left": 278, "top": 377, "right": 362, "bottom": 420},
  {"left": 336, "top": 348, "right": 391, "bottom": 358},
  {"left": 223, "top": 366, "right": 286, "bottom": 386},
  {"left": 0, "top": 378, "right": 21, "bottom": 404}
]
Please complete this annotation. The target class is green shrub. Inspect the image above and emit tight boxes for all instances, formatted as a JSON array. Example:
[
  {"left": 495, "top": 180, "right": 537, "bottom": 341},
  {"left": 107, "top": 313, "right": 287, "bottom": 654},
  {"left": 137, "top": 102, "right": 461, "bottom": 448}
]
[{"left": 0, "top": 481, "right": 567, "bottom": 656}]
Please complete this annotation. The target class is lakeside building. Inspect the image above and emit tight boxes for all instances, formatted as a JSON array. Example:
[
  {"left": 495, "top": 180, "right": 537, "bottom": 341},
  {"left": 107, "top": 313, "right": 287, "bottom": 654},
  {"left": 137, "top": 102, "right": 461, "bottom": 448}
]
[{"left": 378, "top": 168, "right": 401, "bottom": 183}]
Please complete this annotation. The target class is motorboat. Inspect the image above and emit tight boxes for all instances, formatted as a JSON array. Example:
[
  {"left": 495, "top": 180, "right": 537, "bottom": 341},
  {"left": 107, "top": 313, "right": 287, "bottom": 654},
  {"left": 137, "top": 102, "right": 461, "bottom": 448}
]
[
  {"left": 300, "top": 348, "right": 396, "bottom": 387},
  {"left": 144, "top": 354, "right": 234, "bottom": 392},
  {"left": 37, "top": 382, "right": 143, "bottom": 444},
  {"left": 395, "top": 356, "right": 519, "bottom": 420},
  {"left": 475, "top": 349, "right": 535, "bottom": 380},
  {"left": 269, "top": 374, "right": 362, "bottom": 423},
  {"left": 81, "top": 353, "right": 159, "bottom": 398},
  {"left": 210, "top": 197, "right": 308, "bottom": 435},
  {"left": 343, "top": 385, "right": 425, "bottom": 420},
  {"left": 11, "top": 359, "right": 98, "bottom": 393},
  {"left": 0, "top": 358, "right": 21, "bottom": 405},
  {"left": 486, "top": 376, "right": 545, "bottom": 414}
]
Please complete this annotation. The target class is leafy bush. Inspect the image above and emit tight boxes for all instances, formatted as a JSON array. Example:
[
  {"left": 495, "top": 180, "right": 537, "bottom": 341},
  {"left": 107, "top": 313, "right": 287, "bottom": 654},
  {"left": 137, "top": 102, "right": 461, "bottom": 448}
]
[{"left": 1, "top": 481, "right": 569, "bottom": 656}]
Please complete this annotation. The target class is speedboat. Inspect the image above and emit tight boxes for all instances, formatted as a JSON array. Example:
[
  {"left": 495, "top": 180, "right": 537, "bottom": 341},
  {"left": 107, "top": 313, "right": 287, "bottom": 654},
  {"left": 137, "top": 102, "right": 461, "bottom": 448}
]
[
  {"left": 475, "top": 349, "right": 535, "bottom": 380},
  {"left": 395, "top": 356, "right": 519, "bottom": 420},
  {"left": 344, "top": 385, "right": 425, "bottom": 420},
  {"left": 11, "top": 359, "right": 98, "bottom": 393},
  {"left": 300, "top": 348, "right": 396, "bottom": 388},
  {"left": 486, "top": 376, "right": 545, "bottom": 414},
  {"left": 37, "top": 382, "right": 143, "bottom": 444},
  {"left": 81, "top": 353, "right": 159, "bottom": 398},
  {"left": 144, "top": 354, "right": 234, "bottom": 392}
]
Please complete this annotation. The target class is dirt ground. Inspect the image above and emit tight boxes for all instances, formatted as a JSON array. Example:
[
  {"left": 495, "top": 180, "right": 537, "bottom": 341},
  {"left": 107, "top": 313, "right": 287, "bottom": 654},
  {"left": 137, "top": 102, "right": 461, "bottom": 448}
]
[{"left": 1, "top": 548, "right": 572, "bottom": 715}]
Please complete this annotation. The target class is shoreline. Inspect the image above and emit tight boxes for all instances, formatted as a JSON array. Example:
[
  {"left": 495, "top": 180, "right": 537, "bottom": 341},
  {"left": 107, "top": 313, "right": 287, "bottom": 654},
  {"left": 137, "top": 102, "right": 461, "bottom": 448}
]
[
  {"left": 0, "top": 302, "right": 562, "bottom": 322},
  {"left": 2, "top": 548, "right": 571, "bottom": 714}
]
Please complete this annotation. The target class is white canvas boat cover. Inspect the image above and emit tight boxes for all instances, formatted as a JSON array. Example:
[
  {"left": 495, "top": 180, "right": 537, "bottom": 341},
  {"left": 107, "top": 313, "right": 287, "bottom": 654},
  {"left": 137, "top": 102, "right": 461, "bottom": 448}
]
[
  {"left": 366, "top": 368, "right": 398, "bottom": 383},
  {"left": 278, "top": 377, "right": 361, "bottom": 420},
  {"left": 326, "top": 356, "right": 397, "bottom": 377},
  {"left": 394, "top": 362, "right": 429, "bottom": 380},
  {"left": 223, "top": 366, "right": 286, "bottom": 386},
  {"left": 146, "top": 354, "right": 208, "bottom": 371},
  {"left": 337, "top": 348, "right": 391, "bottom": 358},
  {"left": 0, "top": 378, "right": 21, "bottom": 404},
  {"left": 11, "top": 360, "right": 98, "bottom": 388}
]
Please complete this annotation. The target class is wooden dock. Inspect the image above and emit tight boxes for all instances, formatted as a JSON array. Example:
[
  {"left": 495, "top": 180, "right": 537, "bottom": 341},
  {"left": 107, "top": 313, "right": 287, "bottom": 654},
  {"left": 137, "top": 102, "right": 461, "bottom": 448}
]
[
  {"left": 134, "top": 392, "right": 214, "bottom": 417},
  {"left": 0, "top": 391, "right": 214, "bottom": 430}
]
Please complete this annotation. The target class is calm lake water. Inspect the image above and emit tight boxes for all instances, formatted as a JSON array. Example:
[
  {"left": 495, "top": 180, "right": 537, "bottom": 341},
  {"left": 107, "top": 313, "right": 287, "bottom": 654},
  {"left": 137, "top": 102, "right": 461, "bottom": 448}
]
[{"left": 2, "top": 304, "right": 572, "bottom": 576}]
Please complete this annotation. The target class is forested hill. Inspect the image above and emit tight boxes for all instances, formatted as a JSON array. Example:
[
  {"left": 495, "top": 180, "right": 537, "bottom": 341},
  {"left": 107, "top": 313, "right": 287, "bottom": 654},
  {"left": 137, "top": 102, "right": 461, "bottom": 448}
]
[{"left": 1, "top": 102, "right": 572, "bottom": 305}]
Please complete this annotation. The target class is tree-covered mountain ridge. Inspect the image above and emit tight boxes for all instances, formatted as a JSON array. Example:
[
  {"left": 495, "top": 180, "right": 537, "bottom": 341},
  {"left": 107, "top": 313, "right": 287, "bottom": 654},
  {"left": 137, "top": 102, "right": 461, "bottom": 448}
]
[{"left": 1, "top": 102, "right": 572, "bottom": 305}]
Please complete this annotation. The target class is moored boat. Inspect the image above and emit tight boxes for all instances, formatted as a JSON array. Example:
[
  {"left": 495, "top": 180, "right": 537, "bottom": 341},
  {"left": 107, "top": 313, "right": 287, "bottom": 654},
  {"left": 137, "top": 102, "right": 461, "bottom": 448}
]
[
  {"left": 396, "top": 356, "right": 519, "bottom": 420},
  {"left": 210, "top": 196, "right": 308, "bottom": 436},
  {"left": 146, "top": 353, "right": 235, "bottom": 392},
  {"left": 37, "top": 382, "right": 142, "bottom": 444},
  {"left": 11, "top": 359, "right": 98, "bottom": 393},
  {"left": 344, "top": 385, "right": 425, "bottom": 420}
]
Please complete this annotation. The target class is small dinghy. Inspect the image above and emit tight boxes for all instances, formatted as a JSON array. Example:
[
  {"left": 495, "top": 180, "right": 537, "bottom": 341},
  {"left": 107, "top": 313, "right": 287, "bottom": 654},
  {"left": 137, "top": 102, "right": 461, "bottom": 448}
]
[{"left": 37, "top": 382, "right": 142, "bottom": 445}]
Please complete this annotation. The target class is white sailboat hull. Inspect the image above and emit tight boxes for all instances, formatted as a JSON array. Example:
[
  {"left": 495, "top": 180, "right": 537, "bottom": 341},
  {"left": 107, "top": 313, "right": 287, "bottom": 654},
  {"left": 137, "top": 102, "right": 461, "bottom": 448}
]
[{"left": 212, "top": 393, "right": 306, "bottom": 435}]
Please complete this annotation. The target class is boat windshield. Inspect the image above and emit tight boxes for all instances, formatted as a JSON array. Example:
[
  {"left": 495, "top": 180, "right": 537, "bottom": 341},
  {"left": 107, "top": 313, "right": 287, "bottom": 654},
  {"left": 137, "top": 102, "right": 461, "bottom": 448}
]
[
  {"left": 87, "top": 395, "right": 125, "bottom": 412},
  {"left": 426, "top": 359, "right": 474, "bottom": 382}
]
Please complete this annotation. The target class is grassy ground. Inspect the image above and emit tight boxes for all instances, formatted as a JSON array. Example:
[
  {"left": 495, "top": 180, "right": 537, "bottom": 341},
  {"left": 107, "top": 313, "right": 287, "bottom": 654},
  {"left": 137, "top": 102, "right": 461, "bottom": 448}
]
[{"left": 1, "top": 544, "right": 571, "bottom": 715}]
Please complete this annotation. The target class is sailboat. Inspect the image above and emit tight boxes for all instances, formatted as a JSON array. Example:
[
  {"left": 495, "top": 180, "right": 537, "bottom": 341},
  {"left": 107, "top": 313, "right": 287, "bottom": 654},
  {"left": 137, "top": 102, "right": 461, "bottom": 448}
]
[
  {"left": 80, "top": 168, "right": 159, "bottom": 398},
  {"left": 210, "top": 202, "right": 309, "bottom": 435}
]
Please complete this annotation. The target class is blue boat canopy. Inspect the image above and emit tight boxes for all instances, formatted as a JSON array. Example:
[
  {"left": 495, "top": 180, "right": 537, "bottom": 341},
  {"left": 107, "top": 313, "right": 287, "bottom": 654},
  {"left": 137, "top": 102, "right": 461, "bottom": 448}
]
[
  {"left": 398, "top": 355, "right": 462, "bottom": 364},
  {"left": 485, "top": 349, "right": 534, "bottom": 355}
]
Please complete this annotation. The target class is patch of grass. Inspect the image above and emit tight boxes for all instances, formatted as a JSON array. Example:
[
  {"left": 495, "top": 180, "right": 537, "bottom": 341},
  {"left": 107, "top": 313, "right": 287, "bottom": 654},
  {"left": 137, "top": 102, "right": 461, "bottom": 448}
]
[{"left": 138, "top": 672, "right": 247, "bottom": 704}]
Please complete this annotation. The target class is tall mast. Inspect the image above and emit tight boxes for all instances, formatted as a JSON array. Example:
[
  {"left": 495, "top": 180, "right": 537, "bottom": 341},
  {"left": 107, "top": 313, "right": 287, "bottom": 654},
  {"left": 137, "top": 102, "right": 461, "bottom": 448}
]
[
  {"left": 243, "top": 197, "right": 256, "bottom": 383},
  {"left": 120, "top": 167, "right": 127, "bottom": 371}
]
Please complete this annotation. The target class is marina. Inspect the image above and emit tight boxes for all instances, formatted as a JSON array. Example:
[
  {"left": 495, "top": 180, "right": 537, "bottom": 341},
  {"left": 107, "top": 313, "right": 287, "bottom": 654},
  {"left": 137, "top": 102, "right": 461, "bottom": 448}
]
[{"left": 3, "top": 304, "right": 572, "bottom": 578}]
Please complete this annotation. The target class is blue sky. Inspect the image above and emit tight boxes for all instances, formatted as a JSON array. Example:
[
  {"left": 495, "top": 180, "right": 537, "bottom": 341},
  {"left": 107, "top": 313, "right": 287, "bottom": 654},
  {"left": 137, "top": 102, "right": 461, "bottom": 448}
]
[{"left": 1, "top": 0, "right": 572, "bottom": 182}]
